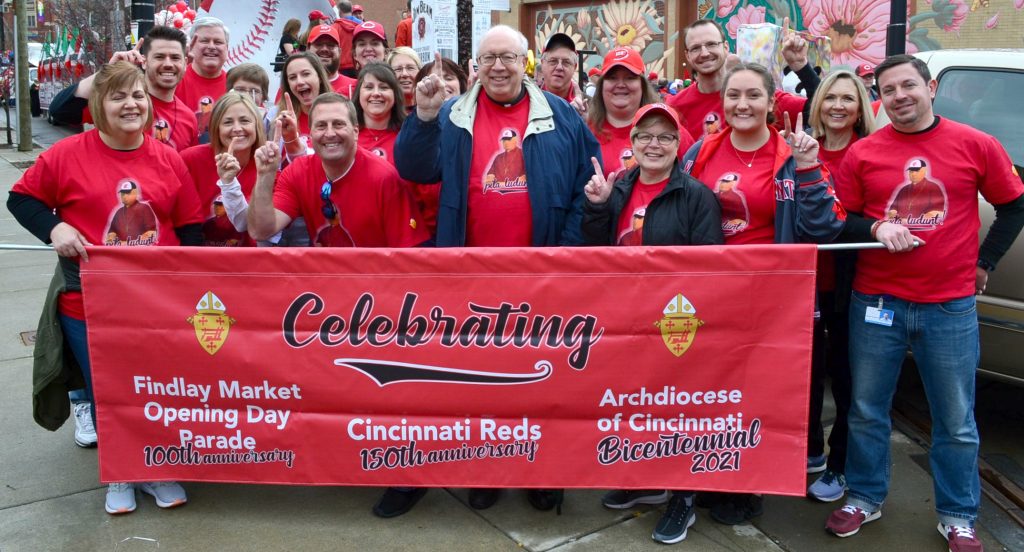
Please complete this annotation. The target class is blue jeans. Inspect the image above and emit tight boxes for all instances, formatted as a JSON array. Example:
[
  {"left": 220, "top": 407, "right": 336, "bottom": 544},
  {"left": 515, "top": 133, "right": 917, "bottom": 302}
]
[
  {"left": 60, "top": 314, "right": 95, "bottom": 428},
  {"left": 845, "top": 291, "right": 980, "bottom": 526}
]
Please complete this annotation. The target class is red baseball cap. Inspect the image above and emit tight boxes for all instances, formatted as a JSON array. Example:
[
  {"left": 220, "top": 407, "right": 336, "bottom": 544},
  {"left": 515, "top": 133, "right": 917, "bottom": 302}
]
[
  {"left": 632, "top": 103, "right": 682, "bottom": 132},
  {"left": 308, "top": 24, "right": 341, "bottom": 46},
  {"left": 308, "top": 10, "right": 327, "bottom": 21},
  {"left": 354, "top": 21, "right": 387, "bottom": 43},
  {"left": 856, "top": 63, "right": 875, "bottom": 77},
  {"left": 602, "top": 47, "right": 645, "bottom": 77},
  {"left": 352, "top": 4, "right": 364, "bottom": 12},
  {"left": 587, "top": 67, "right": 601, "bottom": 77}
]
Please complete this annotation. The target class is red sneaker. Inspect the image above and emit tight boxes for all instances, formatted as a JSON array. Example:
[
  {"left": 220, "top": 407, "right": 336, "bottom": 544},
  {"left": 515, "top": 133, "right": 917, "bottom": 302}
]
[
  {"left": 938, "top": 523, "right": 983, "bottom": 552},
  {"left": 825, "top": 504, "right": 881, "bottom": 537}
]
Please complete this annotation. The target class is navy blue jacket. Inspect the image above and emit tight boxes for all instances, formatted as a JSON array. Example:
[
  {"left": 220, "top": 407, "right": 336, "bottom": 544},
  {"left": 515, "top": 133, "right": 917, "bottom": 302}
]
[{"left": 394, "top": 80, "right": 601, "bottom": 247}]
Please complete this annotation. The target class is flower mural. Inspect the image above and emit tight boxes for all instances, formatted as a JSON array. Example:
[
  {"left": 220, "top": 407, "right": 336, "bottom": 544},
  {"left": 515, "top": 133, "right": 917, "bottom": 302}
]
[
  {"left": 536, "top": 19, "right": 585, "bottom": 53},
  {"left": 927, "top": 0, "right": 970, "bottom": 32},
  {"left": 716, "top": 0, "right": 740, "bottom": 18},
  {"left": 531, "top": 0, "right": 667, "bottom": 78},
  {"left": 726, "top": 5, "right": 767, "bottom": 39},
  {"left": 796, "top": 0, "right": 912, "bottom": 66},
  {"left": 600, "top": 0, "right": 658, "bottom": 50}
]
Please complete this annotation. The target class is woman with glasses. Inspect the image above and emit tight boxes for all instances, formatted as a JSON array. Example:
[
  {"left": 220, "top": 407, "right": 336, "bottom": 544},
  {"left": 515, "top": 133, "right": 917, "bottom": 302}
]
[
  {"left": 387, "top": 46, "right": 421, "bottom": 113},
  {"left": 7, "top": 61, "right": 204, "bottom": 515},
  {"left": 180, "top": 92, "right": 267, "bottom": 246},
  {"left": 802, "top": 69, "right": 877, "bottom": 503},
  {"left": 584, "top": 104, "right": 723, "bottom": 545},
  {"left": 582, "top": 103, "right": 722, "bottom": 247},
  {"left": 587, "top": 47, "right": 694, "bottom": 184}
]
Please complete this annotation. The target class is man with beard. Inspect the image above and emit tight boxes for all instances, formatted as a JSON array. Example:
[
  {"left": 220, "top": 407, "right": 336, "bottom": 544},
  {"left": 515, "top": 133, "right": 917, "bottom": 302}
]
[
  {"left": 539, "top": 33, "right": 586, "bottom": 116},
  {"left": 667, "top": 18, "right": 816, "bottom": 139},
  {"left": 176, "top": 17, "right": 230, "bottom": 144},
  {"left": 307, "top": 24, "right": 357, "bottom": 97},
  {"left": 47, "top": 26, "right": 197, "bottom": 151},
  {"left": 247, "top": 93, "right": 428, "bottom": 249}
]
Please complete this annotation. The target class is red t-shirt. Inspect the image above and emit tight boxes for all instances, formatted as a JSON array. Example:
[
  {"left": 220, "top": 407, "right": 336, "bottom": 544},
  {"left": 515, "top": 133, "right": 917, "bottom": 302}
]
[
  {"left": 151, "top": 94, "right": 199, "bottom": 152},
  {"left": 666, "top": 84, "right": 726, "bottom": 140},
  {"left": 179, "top": 143, "right": 258, "bottom": 247},
  {"left": 272, "top": 148, "right": 429, "bottom": 247},
  {"left": 695, "top": 138, "right": 778, "bottom": 245},
  {"left": 330, "top": 73, "right": 358, "bottom": 98},
  {"left": 466, "top": 93, "right": 532, "bottom": 247},
  {"left": 12, "top": 131, "right": 203, "bottom": 317},
  {"left": 592, "top": 120, "right": 695, "bottom": 181},
  {"left": 174, "top": 66, "right": 228, "bottom": 144},
  {"left": 616, "top": 177, "right": 669, "bottom": 245},
  {"left": 358, "top": 126, "right": 440, "bottom": 236},
  {"left": 837, "top": 118, "right": 1024, "bottom": 302}
]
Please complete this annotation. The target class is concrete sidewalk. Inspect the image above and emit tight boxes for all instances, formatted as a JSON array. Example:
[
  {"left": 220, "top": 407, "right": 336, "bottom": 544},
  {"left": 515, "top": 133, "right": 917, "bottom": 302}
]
[{"left": 0, "top": 149, "right": 1012, "bottom": 551}]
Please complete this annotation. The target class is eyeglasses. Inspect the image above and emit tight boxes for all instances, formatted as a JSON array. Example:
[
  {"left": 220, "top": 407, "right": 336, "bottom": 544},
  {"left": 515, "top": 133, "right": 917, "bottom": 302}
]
[
  {"left": 633, "top": 133, "right": 678, "bottom": 145},
  {"left": 320, "top": 181, "right": 356, "bottom": 247},
  {"left": 543, "top": 58, "right": 575, "bottom": 68},
  {"left": 477, "top": 53, "right": 521, "bottom": 67},
  {"left": 686, "top": 40, "right": 724, "bottom": 56},
  {"left": 393, "top": 64, "right": 419, "bottom": 75},
  {"left": 232, "top": 87, "right": 263, "bottom": 103}
]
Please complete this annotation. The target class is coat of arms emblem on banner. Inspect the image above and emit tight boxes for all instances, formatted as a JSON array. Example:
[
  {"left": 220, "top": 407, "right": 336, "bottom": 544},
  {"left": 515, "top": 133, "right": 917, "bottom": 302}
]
[
  {"left": 186, "top": 291, "right": 236, "bottom": 355},
  {"left": 654, "top": 294, "right": 703, "bottom": 357}
]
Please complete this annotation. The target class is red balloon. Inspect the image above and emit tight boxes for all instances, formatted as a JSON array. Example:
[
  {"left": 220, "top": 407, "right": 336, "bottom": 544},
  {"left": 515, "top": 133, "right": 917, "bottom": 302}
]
[
  {"left": 173, "top": 18, "right": 184, "bottom": 28},
  {"left": 168, "top": 4, "right": 179, "bottom": 12},
  {"left": 185, "top": 9, "right": 196, "bottom": 19},
  {"left": 176, "top": 1, "right": 187, "bottom": 10}
]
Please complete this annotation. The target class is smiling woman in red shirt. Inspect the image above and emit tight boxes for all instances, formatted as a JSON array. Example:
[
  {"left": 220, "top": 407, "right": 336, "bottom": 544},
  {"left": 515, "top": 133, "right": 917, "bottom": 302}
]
[
  {"left": 679, "top": 61, "right": 846, "bottom": 527},
  {"left": 180, "top": 92, "right": 268, "bottom": 247},
  {"left": 7, "top": 61, "right": 204, "bottom": 517}
]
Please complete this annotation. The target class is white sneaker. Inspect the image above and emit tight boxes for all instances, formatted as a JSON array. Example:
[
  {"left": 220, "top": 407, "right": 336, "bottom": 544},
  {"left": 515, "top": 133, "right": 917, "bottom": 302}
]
[
  {"left": 105, "top": 483, "right": 136, "bottom": 514},
  {"left": 139, "top": 481, "right": 187, "bottom": 508},
  {"left": 73, "top": 402, "right": 97, "bottom": 448}
]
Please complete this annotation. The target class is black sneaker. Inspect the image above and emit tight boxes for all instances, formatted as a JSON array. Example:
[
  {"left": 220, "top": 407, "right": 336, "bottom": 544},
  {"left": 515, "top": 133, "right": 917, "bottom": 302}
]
[
  {"left": 652, "top": 493, "right": 697, "bottom": 544},
  {"left": 601, "top": 489, "right": 670, "bottom": 509},
  {"left": 468, "top": 488, "right": 501, "bottom": 510},
  {"left": 527, "top": 489, "right": 564, "bottom": 514},
  {"left": 695, "top": 491, "right": 725, "bottom": 509},
  {"left": 709, "top": 493, "right": 763, "bottom": 525},
  {"left": 372, "top": 487, "right": 427, "bottom": 518}
]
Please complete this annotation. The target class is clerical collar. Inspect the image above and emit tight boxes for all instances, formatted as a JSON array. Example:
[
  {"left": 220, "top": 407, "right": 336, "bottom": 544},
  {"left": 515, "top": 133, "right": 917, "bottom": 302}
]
[{"left": 485, "top": 85, "right": 527, "bottom": 108}]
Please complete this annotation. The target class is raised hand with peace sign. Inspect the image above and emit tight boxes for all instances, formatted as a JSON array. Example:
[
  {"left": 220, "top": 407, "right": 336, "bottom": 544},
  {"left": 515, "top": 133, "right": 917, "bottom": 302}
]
[{"left": 780, "top": 111, "right": 819, "bottom": 168}]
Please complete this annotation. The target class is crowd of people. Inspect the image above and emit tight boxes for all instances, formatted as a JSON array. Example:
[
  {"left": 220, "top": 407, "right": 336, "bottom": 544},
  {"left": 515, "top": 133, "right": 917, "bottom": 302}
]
[{"left": 6, "top": 8, "right": 1024, "bottom": 552}]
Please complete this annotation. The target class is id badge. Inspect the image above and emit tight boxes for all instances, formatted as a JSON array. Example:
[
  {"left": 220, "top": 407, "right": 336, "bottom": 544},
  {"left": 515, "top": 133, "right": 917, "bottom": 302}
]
[{"left": 865, "top": 306, "right": 894, "bottom": 326}]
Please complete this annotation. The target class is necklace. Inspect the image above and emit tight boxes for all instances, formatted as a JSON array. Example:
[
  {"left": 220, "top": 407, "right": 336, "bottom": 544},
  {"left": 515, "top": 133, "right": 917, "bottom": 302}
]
[
  {"left": 733, "top": 144, "right": 758, "bottom": 168},
  {"left": 364, "top": 127, "right": 387, "bottom": 143}
]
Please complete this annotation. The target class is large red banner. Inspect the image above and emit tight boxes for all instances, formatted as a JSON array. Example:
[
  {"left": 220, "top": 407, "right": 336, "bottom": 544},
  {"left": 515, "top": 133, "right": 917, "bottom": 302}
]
[{"left": 82, "top": 246, "right": 816, "bottom": 495}]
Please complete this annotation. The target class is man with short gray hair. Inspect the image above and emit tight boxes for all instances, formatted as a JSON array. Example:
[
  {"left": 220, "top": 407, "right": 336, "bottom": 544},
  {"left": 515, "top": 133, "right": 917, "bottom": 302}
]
[
  {"left": 176, "top": 17, "right": 230, "bottom": 143},
  {"left": 387, "top": 24, "right": 600, "bottom": 517}
]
